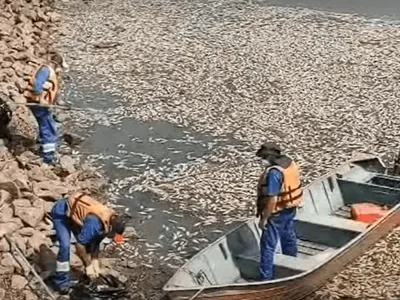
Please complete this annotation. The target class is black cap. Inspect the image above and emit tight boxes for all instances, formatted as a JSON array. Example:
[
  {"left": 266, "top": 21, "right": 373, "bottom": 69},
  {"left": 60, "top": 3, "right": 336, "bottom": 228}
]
[{"left": 256, "top": 141, "right": 282, "bottom": 158}]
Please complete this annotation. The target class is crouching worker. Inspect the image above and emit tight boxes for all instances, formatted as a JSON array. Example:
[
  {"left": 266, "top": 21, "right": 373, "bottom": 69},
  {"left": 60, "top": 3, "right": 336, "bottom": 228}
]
[
  {"left": 51, "top": 192, "right": 126, "bottom": 294},
  {"left": 23, "top": 64, "right": 60, "bottom": 165},
  {"left": 255, "top": 142, "right": 304, "bottom": 281}
]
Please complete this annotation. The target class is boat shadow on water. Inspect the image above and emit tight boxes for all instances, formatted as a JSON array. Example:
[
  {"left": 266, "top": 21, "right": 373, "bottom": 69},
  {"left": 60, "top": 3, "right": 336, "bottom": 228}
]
[{"left": 163, "top": 154, "right": 400, "bottom": 300}]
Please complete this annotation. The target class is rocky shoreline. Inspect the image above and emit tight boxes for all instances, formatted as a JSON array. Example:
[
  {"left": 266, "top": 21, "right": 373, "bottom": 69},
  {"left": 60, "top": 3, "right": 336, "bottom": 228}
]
[{"left": 0, "top": 0, "right": 115, "bottom": 299}]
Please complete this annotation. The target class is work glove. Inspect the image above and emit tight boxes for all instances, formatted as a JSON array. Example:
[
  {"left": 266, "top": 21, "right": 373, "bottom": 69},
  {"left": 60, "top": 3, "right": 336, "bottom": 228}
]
[{"left": 85, "top": 263, "right": 99, "bottom": 278}]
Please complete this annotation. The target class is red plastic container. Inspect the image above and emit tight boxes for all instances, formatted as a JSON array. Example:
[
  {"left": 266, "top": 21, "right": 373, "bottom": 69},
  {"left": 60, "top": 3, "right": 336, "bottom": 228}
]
[{"left": 350, "top": 203, "right": 388, "bottom": 225}]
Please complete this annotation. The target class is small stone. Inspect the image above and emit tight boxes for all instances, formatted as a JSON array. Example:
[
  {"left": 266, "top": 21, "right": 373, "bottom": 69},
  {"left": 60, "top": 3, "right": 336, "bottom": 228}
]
[
  {"left": 118, "top": 275, "right": 128, "bottom": 284},
  {"left": 123, "top": 226, "right": 139, "bottom": 239},
  {"left": 59, "top": 156, "right": 76, "bottom": 174},
  {"left": 23, "top": 290, "right": 38, "bottom": 300},
  {"left": 11, "top": 274, "right": 28, "bottom": 290}
]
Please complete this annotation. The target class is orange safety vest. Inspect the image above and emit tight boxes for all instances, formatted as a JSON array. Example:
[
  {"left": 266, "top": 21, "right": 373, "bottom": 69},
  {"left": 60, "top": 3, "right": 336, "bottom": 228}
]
[
  {"left": 67, "top": 192, "right": 115, "bottom": 234},
  {"left": 23, "top": 65, "right": 58, "bottom": 105},
  {"left": 257, "top": 161, "right": 303, "bottom": 214}
]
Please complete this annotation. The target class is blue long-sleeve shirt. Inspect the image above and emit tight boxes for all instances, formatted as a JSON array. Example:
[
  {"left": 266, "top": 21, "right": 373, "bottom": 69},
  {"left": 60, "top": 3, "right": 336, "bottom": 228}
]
[
  {"left": 76, "top": 214, "right": 104, "bottom": 246},
  {"left": 264, "top": 168, "right": 283, "bottom": 196},
  {"left": 33, "top": 66, "right": 50, "bottom": 95}
]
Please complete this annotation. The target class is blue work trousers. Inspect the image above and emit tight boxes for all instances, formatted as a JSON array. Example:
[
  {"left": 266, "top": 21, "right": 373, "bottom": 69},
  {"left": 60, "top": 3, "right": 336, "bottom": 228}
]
[
  {"left": 260, "top": 207, "right": 298, "bottom": 280},
  {"left": 30, "top": 106, "right": 58, "bottom": 164},
  {"left": 51, "top": 199, "right": 72, "bottom": 289}
]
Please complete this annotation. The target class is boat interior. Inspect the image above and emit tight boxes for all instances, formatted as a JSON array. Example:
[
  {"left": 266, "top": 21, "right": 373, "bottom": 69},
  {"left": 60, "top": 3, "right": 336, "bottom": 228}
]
[{"left": 164, "top": 156, "right": 400, "bottom": 289}]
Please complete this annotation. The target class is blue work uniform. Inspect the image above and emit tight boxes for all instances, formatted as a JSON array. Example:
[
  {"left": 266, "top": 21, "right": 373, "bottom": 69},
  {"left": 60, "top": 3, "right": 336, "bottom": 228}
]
[
  {"left": 51, "top": 198, "right": 105, "bottom": 290},
  {"left": 259, "top": 169, "right": 298, "bottom": 281},
  {"left": 30, "top": 67, "right": 59, "bottom": 164}
]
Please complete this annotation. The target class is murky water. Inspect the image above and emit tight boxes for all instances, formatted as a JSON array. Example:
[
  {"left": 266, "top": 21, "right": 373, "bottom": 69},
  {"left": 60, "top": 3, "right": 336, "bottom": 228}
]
[
  {"left": 259, "top": 0, "right": 400, "bottom": 20},
  {"left": 62, "top": 76, "right": 244, "bottom": 260}
]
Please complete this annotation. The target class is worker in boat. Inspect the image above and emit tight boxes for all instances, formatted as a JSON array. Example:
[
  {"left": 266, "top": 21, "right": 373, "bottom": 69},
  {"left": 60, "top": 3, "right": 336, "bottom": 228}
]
[
  {"left": 255, "top": 142, "right": 304, "bottom": 281},
  {"left": 23, "top": 63, "right": 61, "bottom": 165},
  {"left": 51, "top": 191, "right": 126, "bottom": 294}
]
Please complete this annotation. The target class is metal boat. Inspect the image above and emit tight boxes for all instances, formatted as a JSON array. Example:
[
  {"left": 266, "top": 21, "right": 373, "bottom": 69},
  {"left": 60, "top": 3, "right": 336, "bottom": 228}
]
[{"left": 163, "top": 154, "right": 400, "bottom": 300}]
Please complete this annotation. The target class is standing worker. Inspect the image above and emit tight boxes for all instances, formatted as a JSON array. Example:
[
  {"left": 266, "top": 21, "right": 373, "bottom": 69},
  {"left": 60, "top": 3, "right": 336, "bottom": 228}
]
[
  {"left": 51, "top": 191, "right": 126, "bottom": 294},
  {"left": 23, "top": 64, "right": 60, "bottom": 165},
  {"left": 255, "top": 142, "right": 303, "bottom": 281}
]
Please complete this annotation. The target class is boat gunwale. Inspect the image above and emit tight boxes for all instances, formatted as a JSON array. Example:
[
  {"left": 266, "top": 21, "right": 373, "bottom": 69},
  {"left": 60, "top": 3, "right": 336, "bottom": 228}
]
[{"left": 163, "top": 154, "right": 398, "bottom": 294}]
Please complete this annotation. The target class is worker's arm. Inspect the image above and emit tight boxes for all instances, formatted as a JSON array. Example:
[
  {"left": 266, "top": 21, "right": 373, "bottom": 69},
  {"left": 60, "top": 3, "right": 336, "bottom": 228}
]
[
  {"left": 75, "top": 215, "right": 103, "bottom": 267},
  {"left": 33, "top": 66, "right": 50, "bottom": 95},
  {"left": 258, "top": 169, "right": 283, "bottom": 230}
]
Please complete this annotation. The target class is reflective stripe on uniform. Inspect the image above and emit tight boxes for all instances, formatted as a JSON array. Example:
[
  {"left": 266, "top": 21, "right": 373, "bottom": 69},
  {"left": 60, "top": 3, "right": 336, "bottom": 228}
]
[
  {"left": 42, "top": 143, "right": 56, "bottom": 153},
  {"left": 56, "top": 261, "right": 70, "bottom": 272}
]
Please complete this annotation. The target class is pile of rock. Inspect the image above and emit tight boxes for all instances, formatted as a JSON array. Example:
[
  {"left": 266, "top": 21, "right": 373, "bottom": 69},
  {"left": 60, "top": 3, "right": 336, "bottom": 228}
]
[
  {"left": 0, "top": 0, "right": 63, "bottom": 141},
  {"left": 0, "top": 148, "right": 108, "bottom": 299}
]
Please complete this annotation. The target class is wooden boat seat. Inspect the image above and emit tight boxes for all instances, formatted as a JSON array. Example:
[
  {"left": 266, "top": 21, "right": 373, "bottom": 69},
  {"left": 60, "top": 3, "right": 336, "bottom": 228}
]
[{"left": 296, "top": 214, "right": 368, "bottom": 233}]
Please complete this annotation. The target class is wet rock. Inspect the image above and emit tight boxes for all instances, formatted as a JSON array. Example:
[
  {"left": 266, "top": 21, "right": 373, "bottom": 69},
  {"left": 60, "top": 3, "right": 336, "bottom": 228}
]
[
  {"left": 63, "top": 132, "right": 85, "bottom": 147},
  {"left": 11, "top": 274, "right": 28, "bottom": 290},
  {"left": 123, "top": 226, "right": 139, "bottom": 239},
  {"left": 23, "top": 290, "right": 38, "bottom": 300}
]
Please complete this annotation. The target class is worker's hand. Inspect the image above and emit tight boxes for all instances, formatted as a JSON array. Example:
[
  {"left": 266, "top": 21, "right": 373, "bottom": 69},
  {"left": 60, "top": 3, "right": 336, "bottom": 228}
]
[
  {"left": 258, "top": 218, "right": 268, "bottom": 230},
  {"left": 85, "top": 263, "right": 99, "bottom": 278}
]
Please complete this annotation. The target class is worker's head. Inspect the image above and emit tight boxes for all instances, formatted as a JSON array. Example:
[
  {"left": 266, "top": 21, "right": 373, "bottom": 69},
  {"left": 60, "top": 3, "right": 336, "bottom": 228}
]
[
  {"left": 256, "top": 141, "right": 282, "bottom": 167},
  {"left": 110, "top": 214, "right": 126, "bottom": 244}
]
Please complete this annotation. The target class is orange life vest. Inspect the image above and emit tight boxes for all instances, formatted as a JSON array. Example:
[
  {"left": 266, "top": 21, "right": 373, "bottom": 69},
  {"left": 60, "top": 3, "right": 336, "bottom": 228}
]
[
  {"left": 67, "top": 192, "right": 115, "bottom": 234},
  {"left": 23, "top": 65, "right": 58, "bottom": 105},
  {"left": 257, "top": 161, "right": 303, "bottom": 214}
]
